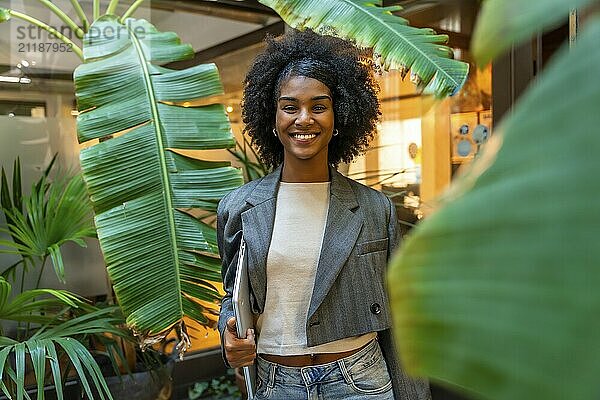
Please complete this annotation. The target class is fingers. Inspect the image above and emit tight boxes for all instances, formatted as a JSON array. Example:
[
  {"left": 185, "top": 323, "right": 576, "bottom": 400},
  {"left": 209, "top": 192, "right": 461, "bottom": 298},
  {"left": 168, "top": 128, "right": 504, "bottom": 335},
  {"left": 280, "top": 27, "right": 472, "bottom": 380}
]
[
  {"left": 226, "top": 317, "right": 237, "bottom": 334},
  {"left": 224, "top": 325, "right": 256, "bottom": 368}
]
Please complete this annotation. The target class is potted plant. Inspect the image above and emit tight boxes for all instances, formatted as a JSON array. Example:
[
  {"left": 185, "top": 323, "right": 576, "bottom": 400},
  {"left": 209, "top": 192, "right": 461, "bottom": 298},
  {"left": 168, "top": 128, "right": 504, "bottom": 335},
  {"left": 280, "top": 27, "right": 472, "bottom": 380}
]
[
  {"left": 0, "top": 0, "right": 466, "bottom": 354},
  {"left": 1, "top": 2, "right": 469, "bottom": 398},
  {"left": 0, "top": 156, "right": 129, "bottom": 398},
  {"left": 1, "top": 156, "right": 182, "bottom": 399}
]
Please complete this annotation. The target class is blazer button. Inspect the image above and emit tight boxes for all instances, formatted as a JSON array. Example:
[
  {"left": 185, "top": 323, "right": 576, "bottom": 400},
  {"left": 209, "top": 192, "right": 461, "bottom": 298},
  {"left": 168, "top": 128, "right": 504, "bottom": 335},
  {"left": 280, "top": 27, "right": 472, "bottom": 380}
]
[{"left": 370, "top": 303, "right": 382, "bottom": 315}]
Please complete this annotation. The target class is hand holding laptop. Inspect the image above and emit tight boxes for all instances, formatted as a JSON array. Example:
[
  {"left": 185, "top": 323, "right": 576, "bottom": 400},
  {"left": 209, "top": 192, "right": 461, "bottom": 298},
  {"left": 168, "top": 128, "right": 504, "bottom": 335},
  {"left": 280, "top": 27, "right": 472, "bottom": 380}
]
[{"left": 224, "top": 316, "right": 256, "bottom": 368}]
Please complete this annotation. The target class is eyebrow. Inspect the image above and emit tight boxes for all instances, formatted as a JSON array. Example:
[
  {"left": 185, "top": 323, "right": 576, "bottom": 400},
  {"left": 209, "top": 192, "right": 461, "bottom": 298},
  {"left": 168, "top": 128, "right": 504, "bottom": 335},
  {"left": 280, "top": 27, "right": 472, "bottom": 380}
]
[{"left": 278, "top": 95, "right": 332, "bottom": 102}]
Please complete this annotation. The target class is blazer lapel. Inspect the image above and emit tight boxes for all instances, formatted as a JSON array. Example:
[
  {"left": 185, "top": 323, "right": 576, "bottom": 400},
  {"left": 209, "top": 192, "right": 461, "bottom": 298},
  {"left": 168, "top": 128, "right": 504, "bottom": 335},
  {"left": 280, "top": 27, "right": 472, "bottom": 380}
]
[
  {"left": 308, "top": 166, "right": 363, "bottom": 318},
  {"left": 241, "top": 165, "right": 282, "bottom": 313}
]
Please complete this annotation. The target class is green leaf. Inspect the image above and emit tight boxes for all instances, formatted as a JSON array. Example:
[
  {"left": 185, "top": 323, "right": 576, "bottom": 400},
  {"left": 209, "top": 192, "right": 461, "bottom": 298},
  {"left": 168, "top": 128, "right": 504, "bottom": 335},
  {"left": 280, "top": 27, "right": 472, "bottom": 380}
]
[
  {"left": 0, "top": 279, "right": 93, "bottom": 325},
  {"left": 0, "top": 278, "right": 10, "bottom": 312},
  {"left": 0, "top": 308, "right": 125, "bottom": 400},
  {"left": 74, "top": 16, "right": 243, "bottom": 343},
  {"left": 258, "top": 0, "right": 468, "bottom": 97},
  {"left": 0, "top": 167, "right": 11, "bottom": 210},
  {"left": 472, "top": 0, "right": 597, "bottom": 64},
  {"left": 389, "top": 17, "right": 600, "bottom": 400},
  {"left": 13, "top": 157, "right": 22, "bottom": 212},
  {"left": 55, "top": 338, "right": 110, "bottom": 400},
  {"left": 26, "top": 339, "right": 46, "bottom": 400},
  {"left": 0, "top": 165, "right": 95, "bottom": 284},
  {"left": 48, "top": 244, "right": 65, "bottom": 283},
  {"left": 0, "top": 8, "right": 10, "bottom": 23},
  {"left": 14, "top": 342, "right": 25, "bottom": 400},
  {"left": 0, "top": 347, "right": 13, "bottom": 398},
  {"left": 45, "top": 341, "right": 64, "bottom": 400}
]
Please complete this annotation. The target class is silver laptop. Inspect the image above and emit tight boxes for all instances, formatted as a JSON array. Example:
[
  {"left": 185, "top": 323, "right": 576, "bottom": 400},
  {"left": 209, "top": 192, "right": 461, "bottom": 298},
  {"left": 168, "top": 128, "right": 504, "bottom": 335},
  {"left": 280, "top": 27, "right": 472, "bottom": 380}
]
[{"left": 232, "top": 237, "right": 257, "bottom": 399}]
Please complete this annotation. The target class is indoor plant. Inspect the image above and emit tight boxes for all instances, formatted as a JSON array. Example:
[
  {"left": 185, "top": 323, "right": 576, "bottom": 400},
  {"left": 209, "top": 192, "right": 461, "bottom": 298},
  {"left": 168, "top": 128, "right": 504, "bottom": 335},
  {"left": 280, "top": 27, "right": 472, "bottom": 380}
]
[
  {"left": 388, "top": 1, "right": 600, "bottom": 399},
  {"left": 0, "top": 157, "right": 128, "bottom": 399},
  {"left": 0, "top": 0, "right": 467, "bottom": 357}
]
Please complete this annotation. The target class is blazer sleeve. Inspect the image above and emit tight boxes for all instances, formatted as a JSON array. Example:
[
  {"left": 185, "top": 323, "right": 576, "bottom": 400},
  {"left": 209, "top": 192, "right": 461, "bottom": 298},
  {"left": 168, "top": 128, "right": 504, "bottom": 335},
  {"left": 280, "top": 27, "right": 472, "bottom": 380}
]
[
  {"left": 381, "top": 194, "right": 432, "bottom": 400},
  {"left": 216, "top": 193, "right": 239, "bottom": 368}
]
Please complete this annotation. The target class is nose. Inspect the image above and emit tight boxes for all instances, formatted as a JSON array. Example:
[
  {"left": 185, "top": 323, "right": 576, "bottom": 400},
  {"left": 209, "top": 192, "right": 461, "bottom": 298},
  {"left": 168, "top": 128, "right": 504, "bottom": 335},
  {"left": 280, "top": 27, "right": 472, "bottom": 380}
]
[{"left": 295, "top": 109, "right": 313, "bottom": 127}]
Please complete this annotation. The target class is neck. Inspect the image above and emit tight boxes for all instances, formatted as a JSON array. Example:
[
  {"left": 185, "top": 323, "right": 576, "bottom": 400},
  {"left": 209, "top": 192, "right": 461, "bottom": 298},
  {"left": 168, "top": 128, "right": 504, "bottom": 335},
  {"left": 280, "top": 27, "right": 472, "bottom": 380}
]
[{"left": 281, "top": 155, "right": 330, "bottom": 183}]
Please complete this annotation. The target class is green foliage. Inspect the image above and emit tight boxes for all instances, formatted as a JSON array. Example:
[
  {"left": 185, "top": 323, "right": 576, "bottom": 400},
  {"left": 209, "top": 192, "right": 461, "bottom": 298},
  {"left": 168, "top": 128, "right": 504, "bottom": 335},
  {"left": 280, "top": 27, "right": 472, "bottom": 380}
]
[
  {"left": 0, "top": 7, "right": 10, "bottom": 23},
  {"left": 73, "top": 16, "right": 244, "bottom": 344},
  {"left": 389, "top": 2, "right": 600, "bottom": 400},
  {"left": 0, "top": 157, "right": 95, "bottom": 284},
  {"left": 0, "top": 277, "right": 91, "bottom": 326},
  {"left": 472, "top": 0, "right": 597, "bottom": 65},
  {"left": 227, "top": 137, "right": 269, "bottom": 183},
  {"left": 259, "top": 0, "right": 469, "bottom": 97},
  {"left": 188, "top": 369, "right": 240, "bottom": 400},
  {"left": 0, "top": 277, "right": 130, "bottom": 400}
]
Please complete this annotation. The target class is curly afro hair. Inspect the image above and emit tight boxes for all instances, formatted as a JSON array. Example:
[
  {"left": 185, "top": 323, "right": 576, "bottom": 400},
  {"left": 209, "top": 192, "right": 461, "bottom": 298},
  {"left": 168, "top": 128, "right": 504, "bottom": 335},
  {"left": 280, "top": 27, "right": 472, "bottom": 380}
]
[{"left": 241, "top": 29, "right": 381, "bottom": 170}]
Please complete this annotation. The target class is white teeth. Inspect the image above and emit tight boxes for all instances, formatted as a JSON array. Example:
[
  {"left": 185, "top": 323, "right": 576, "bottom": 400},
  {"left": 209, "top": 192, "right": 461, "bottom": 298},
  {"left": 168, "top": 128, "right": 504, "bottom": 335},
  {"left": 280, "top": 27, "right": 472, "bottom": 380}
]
[{"left": 294, "top": 134, "right": 316, "bottom": 139}]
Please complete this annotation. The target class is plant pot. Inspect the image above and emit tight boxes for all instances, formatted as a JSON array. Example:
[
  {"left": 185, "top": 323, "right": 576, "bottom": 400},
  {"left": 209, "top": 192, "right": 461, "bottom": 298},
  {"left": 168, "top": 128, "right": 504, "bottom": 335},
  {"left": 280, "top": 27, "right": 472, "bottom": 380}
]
[
  {"left": 87, "top": 350, "right": 176, "bottom": 400},
  {"left": 103, "top": 362, "right": 174, "bottom": 400}
]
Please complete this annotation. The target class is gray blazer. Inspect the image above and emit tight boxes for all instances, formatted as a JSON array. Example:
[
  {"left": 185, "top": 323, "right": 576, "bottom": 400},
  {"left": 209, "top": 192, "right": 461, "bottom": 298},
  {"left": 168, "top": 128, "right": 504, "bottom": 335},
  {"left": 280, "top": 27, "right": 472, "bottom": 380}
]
[{"left": 217, "top": 164, "right": 431, "bottom": 400}]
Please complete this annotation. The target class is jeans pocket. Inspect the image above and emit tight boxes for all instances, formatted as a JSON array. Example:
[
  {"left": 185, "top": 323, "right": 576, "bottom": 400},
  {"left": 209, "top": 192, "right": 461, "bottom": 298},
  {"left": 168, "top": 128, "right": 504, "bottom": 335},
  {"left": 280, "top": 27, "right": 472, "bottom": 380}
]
[
  {"left": 343, "top": 345, "right": 393, "bottom": 395},
  {"left": 255, "top": 358, "right": 274, "bottom": 399}
]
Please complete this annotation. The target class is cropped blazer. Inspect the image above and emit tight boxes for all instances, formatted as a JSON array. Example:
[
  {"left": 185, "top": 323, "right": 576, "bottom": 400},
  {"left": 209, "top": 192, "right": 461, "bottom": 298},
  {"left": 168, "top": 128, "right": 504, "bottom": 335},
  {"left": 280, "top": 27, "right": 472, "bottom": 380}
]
[{"left": 217, "top": 164, "right": 431, "bottom": 400}]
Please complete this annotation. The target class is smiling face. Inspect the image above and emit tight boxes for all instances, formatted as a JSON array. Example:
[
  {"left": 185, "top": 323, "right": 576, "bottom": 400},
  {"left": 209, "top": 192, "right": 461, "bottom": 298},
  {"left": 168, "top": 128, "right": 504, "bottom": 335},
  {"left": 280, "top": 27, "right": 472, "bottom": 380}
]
[{"left": 275, "top": 76, "right": 335, "bottom": 167}]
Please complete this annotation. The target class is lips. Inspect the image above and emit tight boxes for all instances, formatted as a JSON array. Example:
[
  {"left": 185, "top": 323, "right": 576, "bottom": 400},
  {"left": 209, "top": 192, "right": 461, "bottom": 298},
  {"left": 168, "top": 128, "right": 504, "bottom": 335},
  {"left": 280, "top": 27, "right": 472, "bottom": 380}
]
[{"left": 289, "top": 132, "right": 319, "bottom": 145}]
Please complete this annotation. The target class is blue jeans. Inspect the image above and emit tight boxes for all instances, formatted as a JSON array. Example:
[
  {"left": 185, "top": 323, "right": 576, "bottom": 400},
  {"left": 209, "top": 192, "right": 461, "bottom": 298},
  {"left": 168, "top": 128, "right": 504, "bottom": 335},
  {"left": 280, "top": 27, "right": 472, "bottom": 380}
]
[{"left": 254, "top": 339, "right": 394, "bottom": 399}]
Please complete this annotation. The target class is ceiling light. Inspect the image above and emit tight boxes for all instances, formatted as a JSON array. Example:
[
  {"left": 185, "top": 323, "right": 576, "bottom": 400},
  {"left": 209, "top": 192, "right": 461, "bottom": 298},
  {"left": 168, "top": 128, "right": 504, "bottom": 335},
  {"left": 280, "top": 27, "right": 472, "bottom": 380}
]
[
  {"left": 0, "top": 76, "right": 20, "bottom": 83},
  {"left": 0, "top": 76, "right": 32, "bottom": 84},
  {"left": 226, "top": 106, "right": 233, "bottom": 113}
]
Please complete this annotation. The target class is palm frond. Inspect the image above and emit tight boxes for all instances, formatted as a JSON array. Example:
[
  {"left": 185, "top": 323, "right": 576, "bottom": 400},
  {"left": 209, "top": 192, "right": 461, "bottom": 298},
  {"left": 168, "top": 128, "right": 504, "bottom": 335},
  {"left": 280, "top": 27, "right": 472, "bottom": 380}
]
[
  {"left": 259, "top": 0, "right": 468, "bottom": 97},
  {"left": 0, "top": 294, "right": 129, "bottom": 399},
  {"left": 0, "top": 171, "right": 95, "bottom": 283},
  {"left": 74, "top": 16, "right": 243, "bottom": 349},
  {"left": 0, "top": 334, "right": 115, "bottom": 400},
  {"left": 0, "top": 277, "right": 95, "bottom": 327}
]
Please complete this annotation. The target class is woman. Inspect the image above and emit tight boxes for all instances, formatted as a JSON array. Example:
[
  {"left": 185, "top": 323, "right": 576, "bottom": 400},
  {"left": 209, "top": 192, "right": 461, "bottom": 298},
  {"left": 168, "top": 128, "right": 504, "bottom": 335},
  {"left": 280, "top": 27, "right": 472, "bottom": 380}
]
[{"left": 217, "top": 29, "right": 430, "bottom": 400}]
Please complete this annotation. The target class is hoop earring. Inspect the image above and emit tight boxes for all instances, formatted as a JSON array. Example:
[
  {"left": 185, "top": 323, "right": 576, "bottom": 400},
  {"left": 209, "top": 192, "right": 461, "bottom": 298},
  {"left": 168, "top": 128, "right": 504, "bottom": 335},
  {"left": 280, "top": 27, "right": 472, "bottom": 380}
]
[
  {"left": 333, "top": 129, "right": 339, "bottom": 136},
  {"left": 273, "top": 128, "right": 278, "bottom": 137}
]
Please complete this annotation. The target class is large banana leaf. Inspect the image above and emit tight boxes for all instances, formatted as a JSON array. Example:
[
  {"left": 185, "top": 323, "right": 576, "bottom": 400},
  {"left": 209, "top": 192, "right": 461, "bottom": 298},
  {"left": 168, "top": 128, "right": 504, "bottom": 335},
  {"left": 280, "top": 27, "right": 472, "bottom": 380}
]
[
  {"left": 472, "top": 0, "right": 598, "bottom": 65},
  {"left": 389, "top": 15, "right": 600, "bottom": 400},
  {"left": 258, "top": 0, "right": 469, "bottom": 97},
  {"left": 74, "top": 16, "right": 243, "bottom": 346}
]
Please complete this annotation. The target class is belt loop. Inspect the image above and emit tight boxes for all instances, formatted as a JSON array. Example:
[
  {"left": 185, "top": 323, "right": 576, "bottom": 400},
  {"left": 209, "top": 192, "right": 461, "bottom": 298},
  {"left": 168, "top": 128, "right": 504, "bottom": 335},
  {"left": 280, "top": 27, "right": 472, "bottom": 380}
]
[
  {"left": 267, "top": 361, "right": 276, "bottom": 389},
  {"left": 337, "top": 359, "right": 353, "bottom": 385}
]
